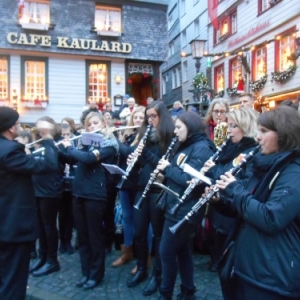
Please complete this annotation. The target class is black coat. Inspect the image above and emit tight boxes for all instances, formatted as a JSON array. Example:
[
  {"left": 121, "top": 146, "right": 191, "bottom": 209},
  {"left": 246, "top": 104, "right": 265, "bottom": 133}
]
[{"left": 0, "top": 137, "right": 58, "bottom": 242}]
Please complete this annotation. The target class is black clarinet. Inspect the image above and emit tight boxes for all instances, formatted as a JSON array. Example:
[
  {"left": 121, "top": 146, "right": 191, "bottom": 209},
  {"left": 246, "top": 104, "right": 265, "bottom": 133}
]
[
  {"left": 169, "top": 137, "right": 230, "bottom": 215},
  {"left": 116, "top": 125, "right": 152, "bottom": 189},
  {"left": 134, "top": 136, "right": 179, "bottom": 210},
  {"left": 169, "top": 145, "right": 260, "bottom": 234}
]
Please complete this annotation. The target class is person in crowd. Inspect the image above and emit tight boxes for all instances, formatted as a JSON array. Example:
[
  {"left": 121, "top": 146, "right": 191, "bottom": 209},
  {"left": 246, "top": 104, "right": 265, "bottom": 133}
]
[
  {"left": 202, "top": 107, "right": 259, "bottom": 273},
  {"left": 0, "top": 107, "right": 58, "bottom": 300},
  {"left": 126, "top": 101, "right": 174, "bottom": 297},
  {"left": 214, "top": 106, "right": 300, "bottom": 300},
  {"left": 30, "top": 117, "right": 64, "bottom": 277},
  {"left": 103, "top": 103, "right": 118, "bottom": 119},
  {"left": 120, "top": 97, "right": 136, "bottom": 124},
  {"left": 204, "top": 98, "right": 229, "bottom": 141},
  {"left": 279, "top": 99, "right": 298, "bottom": 110},
  {"left": 156, "top": 112, "right": 215, "bottom": 300},
  {"left": 112, "top": 106, "right": 153, "bottom": 271},
  {"left": 15, "top": 130, "right": 33, "bottom": 154},
  {"left": 187, "top": 106, "right": 197, "bottom": 113},
  {"left": 170, "top": 101, "right": 185, "bottom": 119},
  {"left": 147, "top": 97, "right": 154, "bottom": 105},
  {"left": 61, "top": 117, "right": 79, "bottom": 136},
  {"left": 60, "top": 112, "right": 118, "bottom": 290},
  {"left": 238, "top": 93, "right": 255, "bottom": 109},
  {"left": 118, "top": 94, "right": 130, "bottom": 118}
]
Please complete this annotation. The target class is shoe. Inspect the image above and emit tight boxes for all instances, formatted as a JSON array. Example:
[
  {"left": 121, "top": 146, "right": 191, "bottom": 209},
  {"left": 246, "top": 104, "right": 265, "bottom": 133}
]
[
  {"left": 176, "top": 285, "right": 196, "bottom": 300},
  {"left": 127, "top": 269, "right": 148, "bottom": 288},
  {"left": 65, "top": 242, "right": 75, "bottom": 255},
  {"left": 29, "top": 258, "right": 46, "bottom": 273},
  {"left": 112, "top": 245, "right": 133, "bottom": 267},
  {"left": 142, "top": 275, "right": 161, "bottom": 296},
  {"left": 131, "top": 254, "right": 152, "bottom": 274},
  {"left": 158, "top": 288, "right": 173, "bottom": 300},
  {"left": 82, "top": 279, "right": 100, "bottom": 290},
  {"left": 30, "top": 250, "right": 38, "bottom": 259},
  {"left": 59, "top": 242, "right": 67, "bottom": 254},
  {"left": 32, "top": 262, "right": 60, "bottom": 277},
  {"left": 75, "top": 276, "right": 89, "bottom": 287}
]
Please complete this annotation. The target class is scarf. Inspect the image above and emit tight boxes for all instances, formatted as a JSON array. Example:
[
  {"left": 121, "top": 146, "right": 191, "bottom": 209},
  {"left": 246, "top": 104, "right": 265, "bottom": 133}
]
[{"left": 209, "top": 119, "right": 217, "bottom": 140}]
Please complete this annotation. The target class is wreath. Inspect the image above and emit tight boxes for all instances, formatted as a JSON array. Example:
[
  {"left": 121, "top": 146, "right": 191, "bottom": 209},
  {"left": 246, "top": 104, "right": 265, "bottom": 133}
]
[
  {"left": 193, "top": 73, "right": 208, "bottom": 89},
  {"left": 271, "top": 65, "right": 297, "bottom": 84}
]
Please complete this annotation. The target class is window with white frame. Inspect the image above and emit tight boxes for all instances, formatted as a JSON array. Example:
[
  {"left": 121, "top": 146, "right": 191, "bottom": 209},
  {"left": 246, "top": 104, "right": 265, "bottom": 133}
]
[
  {"left": 254, "top": 47, "right": 267, "bottom": 80},
  {"left": 19, "top": 0, "right": 50, "bottom": 26},
  {"left": 22, "top": 58, "right": 48, "bottom": 101},
  {"left": 168, "top": 4, "right": 178, "bottom": 30},
  {"left": 215, "top": 10, "right": 237, "bottom": 44},
  {"left": 95, "top": 6, "right": 121, "bottom": 35},
  {"left": 172, "top": 66, "right": 181, "bottom": 89},
  {"left": 162, "top": 75, "right": 167, "bottom": 95},
  {"left": 0, "top": 57, "right": 8, "bottom": 101},
  {"left": 258, "top": 0, "right": 271, "bottom": 14},
  {"left": 194, "top": 18, "right": 200, "bottom": 37},
  {"left": 181, "top": 30, "right": 187, "bottom": 47},
  {"left": 169, "top": 41, "right": 175, "bottom": 57},
  {"left": 230, "top": 58, "right": 242, "bottom": 88},
  {"left": 231, "top": 12, "right": 237, "bottom": 34},
  {"left": 279, "top": 33, "right": 295, "bottom": 71},
  {"left": 88, "top": 62, "right": 109, "bottom": 104},
  {"left": 183, "top": 61, "right": 188, "bottom": 82}
]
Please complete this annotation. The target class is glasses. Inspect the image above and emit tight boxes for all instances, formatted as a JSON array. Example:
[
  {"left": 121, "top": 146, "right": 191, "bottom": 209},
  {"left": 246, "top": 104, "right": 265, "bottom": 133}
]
[
  {"left": 228, "top": 123, "right": 238, "bottom": 129},
  {"left": 212, "top": 110, "right": 226, "bottom": 115},
  {"left": 146, "top": 114, "right": 158, "bottom": 120}
]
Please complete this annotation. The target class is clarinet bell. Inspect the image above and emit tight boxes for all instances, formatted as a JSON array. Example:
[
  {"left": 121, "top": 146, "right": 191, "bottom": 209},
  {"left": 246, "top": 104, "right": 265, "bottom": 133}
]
[
  {"left": 133, "top": 195, "right": 145, "bottom": 210},
  {"left": 169, "top": 217, "right": 188, "bottom": 235},
  {"left": 168, "top": 202, "right": 181, "bottom": 215},
  {"left": 116, "top": 176, "right": 126, "bottom": 189}
]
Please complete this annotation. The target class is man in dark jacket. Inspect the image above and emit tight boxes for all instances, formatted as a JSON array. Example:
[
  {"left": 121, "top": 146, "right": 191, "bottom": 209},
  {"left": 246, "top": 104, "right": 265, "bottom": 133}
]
[{"left": 0, "top": 107, "right": 59, "bottom": 300}]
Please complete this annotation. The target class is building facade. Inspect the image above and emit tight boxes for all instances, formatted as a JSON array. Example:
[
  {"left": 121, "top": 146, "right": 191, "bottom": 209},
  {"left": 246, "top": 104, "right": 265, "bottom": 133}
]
[{"left": 0, "top": 0, "right": 168, "bottom": 123}]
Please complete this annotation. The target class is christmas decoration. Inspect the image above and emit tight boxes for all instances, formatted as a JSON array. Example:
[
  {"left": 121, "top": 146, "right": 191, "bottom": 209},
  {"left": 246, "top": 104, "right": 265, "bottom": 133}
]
[
  {"left": 236, "top": 74, "right": 245, "bottom": 93},
  {"left": 192, "top": 73, "right": 208, "bottom": 89},
  {"left": 219, "top": 32, "right": 229, "bottom": 43},
  {"left": 215, "top": 90, "right": 224, "bottom": 98},
  {"left": 250, "top": 75, "right": 268, "bottom": 92},
  {"left": 226, "top": 87, "right": 237, "bottom": 97},
  {"left": 269, "top": 0, "right": 282, "bottom": 7},
  {"left": 271, "top": 65, "right": 297, "bottom": 84},
  {"left": 288, "top": 37, "right": 300, "bottom": 61}
]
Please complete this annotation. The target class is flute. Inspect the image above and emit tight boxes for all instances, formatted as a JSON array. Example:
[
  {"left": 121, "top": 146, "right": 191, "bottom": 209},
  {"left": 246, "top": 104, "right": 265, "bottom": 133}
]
[
  {"left": 134, "top": 136, "right": 179, "bottom": 210},
  {"left": 116, "top": 125, "right": 152, "bottom": 189},
  {"left": 169, "top": 145, "right": 260, "bottom": 235},
  {"left": 169, "top": 137, "right": 230, "bottom": 215}
]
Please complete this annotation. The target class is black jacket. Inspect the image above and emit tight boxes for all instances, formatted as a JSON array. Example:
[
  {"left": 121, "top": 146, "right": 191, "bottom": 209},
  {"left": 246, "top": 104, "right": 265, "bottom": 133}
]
[{"left": 0, "top": 137, "right": 58, "bottom": 242}]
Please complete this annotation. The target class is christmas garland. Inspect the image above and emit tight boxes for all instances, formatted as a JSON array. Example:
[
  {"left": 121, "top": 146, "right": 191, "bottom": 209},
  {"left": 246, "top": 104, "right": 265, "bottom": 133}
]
[
  {"left": 226, "top": 87, "right": 237, "bottom": 97},
  {"left": 269, "top": 0, "right": 282, "bottom": 7},
  {"left": 250, "top": 75, "right": 268, "bottom": 92},
  {"left": 271, "top": 65, "right": 297, "bottom": 84},
  {"left": 215, "top": 90, "right": 225, "bottom": 98},
  {"left": 219, "top": 32, "right": 229, "bottom": 43},
  {"left": 193, "top": 73, "right": 208, "bottom": 89}
]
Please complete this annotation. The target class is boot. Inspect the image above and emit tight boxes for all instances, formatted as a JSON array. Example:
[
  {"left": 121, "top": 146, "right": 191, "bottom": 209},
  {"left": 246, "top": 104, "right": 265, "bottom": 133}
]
[
  {"left": 176, "top": 285, "right": 196, "bottom": 300},
  {"left": 142, "top": 273, "right": 161, "bottom": 296},
  {"left": 131, "top": 253, "right": 152, "bottom": 274},
  {"left": 127, "top": 267, "right": 148, "bottom": 288},
  {"left": 112, "top": 245, "right": 133, "bottom": 267},
  {"left": 158, "top": 287, "right": 173, "bottom": 300}
]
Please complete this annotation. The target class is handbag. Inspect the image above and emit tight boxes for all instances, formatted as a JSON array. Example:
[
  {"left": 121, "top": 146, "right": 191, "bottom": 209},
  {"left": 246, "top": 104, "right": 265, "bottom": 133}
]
[{"left": 218, "top": 240, "right": 236, "bottom": 282}]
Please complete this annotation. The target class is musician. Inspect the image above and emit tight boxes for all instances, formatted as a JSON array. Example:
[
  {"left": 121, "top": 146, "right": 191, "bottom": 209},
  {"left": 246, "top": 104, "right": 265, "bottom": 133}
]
[
  {"left": 30, "top": 117, "right": 64, "bottom": 277},
  {"left": 204, "top": 98, "right": 229, "bottom": 141},
  {"left": 202, "top": 107, "right": 259, "bottom": 273},
  {"left": 60, "top": 112, "right": 118, "bottom": 290},
  {"left": 214, "top": 106, "right": 300, "bottom": 300},
  {"left": 126, "top": 101, "right": 174, "bottom": 297},
  {"left": 0, "top": 107, "right": 58, "bottom": 300},
  {"left": 156, "top": 112, "right": 215, "bottom": 300}
]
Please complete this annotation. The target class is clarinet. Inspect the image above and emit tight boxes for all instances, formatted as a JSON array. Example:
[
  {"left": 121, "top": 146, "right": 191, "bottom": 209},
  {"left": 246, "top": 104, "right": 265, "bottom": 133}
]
[
  {"left": 134, "top": 136, "right": 179, "bottom": 210},
  {"left": 169, "top": 137, "right": 230, "bottom": 215},
  {"left": 169, "top": 145, "right": 260, "bottom": 234},
  {"left": 116, "top": 125, "right": 152, "bottom": 189}
]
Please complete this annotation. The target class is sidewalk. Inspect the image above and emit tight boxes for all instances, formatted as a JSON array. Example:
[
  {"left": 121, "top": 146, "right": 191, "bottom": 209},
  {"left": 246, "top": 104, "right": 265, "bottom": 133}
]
[{"left": 26, "top": 250, "right": 223, "bottom": 300}]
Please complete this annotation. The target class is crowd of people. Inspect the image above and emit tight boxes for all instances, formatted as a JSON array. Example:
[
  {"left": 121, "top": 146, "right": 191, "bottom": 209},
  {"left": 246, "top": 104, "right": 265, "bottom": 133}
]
[{"left": 0, "top": 93, "right": 300, "bottom": 300}]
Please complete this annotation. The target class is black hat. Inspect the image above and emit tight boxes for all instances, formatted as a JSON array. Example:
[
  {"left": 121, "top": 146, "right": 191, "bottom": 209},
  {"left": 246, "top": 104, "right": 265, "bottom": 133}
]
[{"left": 0, "top": 106, "right": 19, "bottom": 133}]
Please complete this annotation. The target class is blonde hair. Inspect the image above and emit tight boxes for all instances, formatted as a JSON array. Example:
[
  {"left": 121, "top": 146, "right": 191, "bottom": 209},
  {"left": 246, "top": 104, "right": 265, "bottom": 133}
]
[
  {"left": 204, "top": 98, "right": 229, "bottom": 124},
  {"left": 84, "top": 112, "right": 112, "bottom": 138},
  {"left": 227, "top": 107, "right": 259, "bottom": 139}
]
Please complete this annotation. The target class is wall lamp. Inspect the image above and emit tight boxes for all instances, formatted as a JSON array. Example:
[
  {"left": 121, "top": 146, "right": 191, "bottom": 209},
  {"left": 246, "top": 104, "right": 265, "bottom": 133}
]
[{"left": 114, "top": 74, "right": 122, "bottom": 84}]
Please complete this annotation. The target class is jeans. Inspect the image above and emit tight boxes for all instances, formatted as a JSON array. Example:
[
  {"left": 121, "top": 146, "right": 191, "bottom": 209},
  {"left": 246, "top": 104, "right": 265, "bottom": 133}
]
[{"left": 159, "top": 219, "right": 195, "bottom": 293}]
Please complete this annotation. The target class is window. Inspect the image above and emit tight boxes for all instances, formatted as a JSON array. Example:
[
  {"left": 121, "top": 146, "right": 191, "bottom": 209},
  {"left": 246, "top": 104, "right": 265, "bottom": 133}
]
[
  {"left": 258, "top": 0, "right": 271, "bottom": 14},
  {"left": 181, "top": 30, "right": 187, "bottom": 47},
  {"left": 0, "top": 57, "right": 8, "bottom": 101},
  {"left": 168, "top": 4, "right": 178, "bottom": 30},
  {"left": 278, "top": 33, "right": 295, "bottom": 71},
  {"left": 215, "top": 10, "right": 237, "bottom": 44},
  {"left": 21, "top": 57, "right": 48, "bottom": 101},
  {"left": 162, "top": 75, "right": 167, "bottom": 95},
  {"left": 172, "top": 66, "right": 181, "bottom": 89},
  {"left": 169, "top": 41, "right": 175, "bottom": 57},
  {"left": 95, "top": 6, "right": 121, "bottom": 36},
  {"left": 181, "top": 0, "right": 186, "bottom": 16},
  {"left": 194, "top": 18, "right": 200, "bottom": 37},
  {"left": 253, "top": 47, "right": 267, "bottom": 80},
  {"left": 183, "top": 61, "right": 188, "bottom": 82},
  {"left": 19, "top": 0, "right": 50, "bottom": 30},
  {"left": 214, "top": 64, "right": 224, "bottom": 92},
  {"left": 229, "top": 58, "right": 242, "bottom": 88},
  {"left": 87, "top": 62, "right": 110, "bottom": 104}
]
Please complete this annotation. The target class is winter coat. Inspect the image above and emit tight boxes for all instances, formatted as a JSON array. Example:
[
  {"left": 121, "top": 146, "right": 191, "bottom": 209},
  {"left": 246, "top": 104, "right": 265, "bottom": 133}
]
[
  {"left": 224, "top": 150, "right": 300, "bottom": 297},
  {"left": 170, "top": 107, "right": 185, "bottom": 118},
  {"left": 163, "top": 133, "right": 215, "bottom": 224},
  {"left": 0, "top": 137, "right": 58, "bottom": 242}
]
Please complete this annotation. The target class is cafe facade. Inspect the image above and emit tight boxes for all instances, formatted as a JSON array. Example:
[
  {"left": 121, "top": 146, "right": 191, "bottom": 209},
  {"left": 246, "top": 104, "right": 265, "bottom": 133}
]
[{"left": 0, "top": 0, "right": 168, "bottom": 123}]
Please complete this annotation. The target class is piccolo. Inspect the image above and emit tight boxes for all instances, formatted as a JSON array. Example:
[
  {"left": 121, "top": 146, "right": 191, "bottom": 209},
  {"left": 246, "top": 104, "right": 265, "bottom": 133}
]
[
  {"left": 168, "top": 137, "right": 230, "bottom": 215},
  {"left": 169, "top": 145, "right": 260, "bottom": 235},
  {"left": 116, "top": 125, "right": 152, "bottom": 189},
  {"left": 134, "top": 136, "right": 178, "bottom": 210}
]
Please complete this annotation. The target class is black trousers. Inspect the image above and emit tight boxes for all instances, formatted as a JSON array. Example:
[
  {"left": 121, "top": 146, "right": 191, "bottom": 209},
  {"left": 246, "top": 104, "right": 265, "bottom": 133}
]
[
  {"left": 73, "top": 197, "right": 106, "bottom": 282},
  {"left": 0, "top": 241, "right": 31, "bottom": 300},
  {"left": 58, "top": 191, "right": 74, "bottom": 243},
  {"left": 36, "top": 197, "right": 59, "bottom": 263},
  {"left": 133, "top": 190, "right": 164, "bottom": 273}
]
